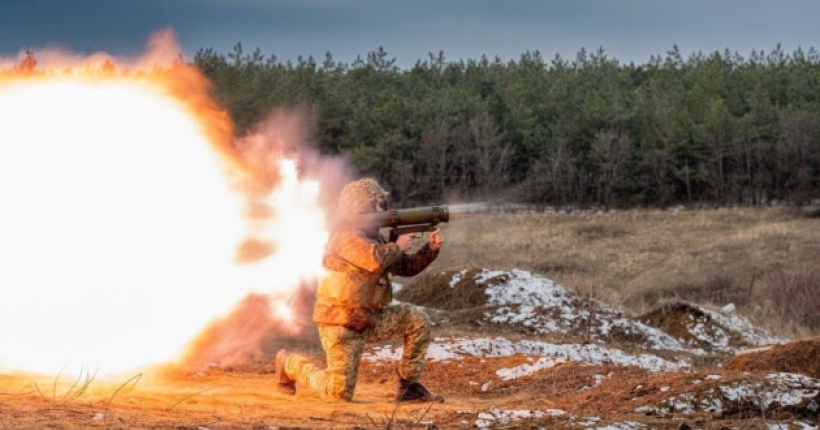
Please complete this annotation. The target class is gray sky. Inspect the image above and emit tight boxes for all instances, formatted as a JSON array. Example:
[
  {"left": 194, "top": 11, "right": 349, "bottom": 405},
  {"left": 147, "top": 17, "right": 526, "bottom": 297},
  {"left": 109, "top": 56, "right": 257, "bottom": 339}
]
[{"left": 1, "top": 0, "right": 819, "bottom": 68}]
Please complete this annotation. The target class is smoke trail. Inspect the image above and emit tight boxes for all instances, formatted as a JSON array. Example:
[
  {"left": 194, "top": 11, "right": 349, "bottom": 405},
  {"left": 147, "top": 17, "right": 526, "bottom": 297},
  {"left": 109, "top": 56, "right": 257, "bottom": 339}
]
[{"left": 447, "top": 202, "right": 490, "bottom": 214}]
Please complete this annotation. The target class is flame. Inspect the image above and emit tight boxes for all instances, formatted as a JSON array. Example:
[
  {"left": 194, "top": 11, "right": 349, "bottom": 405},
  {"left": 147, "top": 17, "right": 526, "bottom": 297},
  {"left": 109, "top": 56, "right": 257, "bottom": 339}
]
[
  {"left": 240, "top": 158, "right": 328, "bottom": 286},
  {"left": 273, "top": 300, "right": 294, "bottom": 324},
  {"left": 0, "top": 33, "right": 330, "bottom": 376}
]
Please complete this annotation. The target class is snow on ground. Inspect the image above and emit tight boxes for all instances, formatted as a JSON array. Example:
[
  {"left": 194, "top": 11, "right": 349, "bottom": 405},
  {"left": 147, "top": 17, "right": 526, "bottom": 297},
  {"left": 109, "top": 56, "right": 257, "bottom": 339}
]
[
  {"left": 471, "top": 408, "right": 565, "bottom": 429},
  {"left": 470, "top": 269, "right": 688, "bottom": 351},
  {"left": 635, "top": 372, "right": 820, "bottom": 415},
  {"left": 699, "top": 307, "right": 789, "bottom": 347},
  {"left": 472, "top": 413, "right": 652, "bottom": 430},
  {"left": 586, "top": 422, "right": 646, "bottom": 430},
  {"left": 386, "top": 268, "right": 808, "bottom": 429},
  {"left": 364, "top": 336, "right": 688, "bottom": 372},
  {"left": 443, "top": 268, "right": 785, "bottom": 353},
  {"left": 496, "top": 357, "right": 564, "bottom": 380}
]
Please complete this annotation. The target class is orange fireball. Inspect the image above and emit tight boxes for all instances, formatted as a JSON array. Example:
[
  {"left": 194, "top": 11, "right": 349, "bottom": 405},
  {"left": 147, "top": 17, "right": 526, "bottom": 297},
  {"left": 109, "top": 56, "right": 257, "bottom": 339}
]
[{"left": 0, "top": 32, "right": 329, "bottom": 377}]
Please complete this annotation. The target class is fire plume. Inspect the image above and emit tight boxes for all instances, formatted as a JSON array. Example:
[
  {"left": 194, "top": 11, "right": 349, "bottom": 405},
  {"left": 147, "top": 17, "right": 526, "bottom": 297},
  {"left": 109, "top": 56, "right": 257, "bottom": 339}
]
[{"left": 0, "top": 32, "right": 332, "bottom": 376}]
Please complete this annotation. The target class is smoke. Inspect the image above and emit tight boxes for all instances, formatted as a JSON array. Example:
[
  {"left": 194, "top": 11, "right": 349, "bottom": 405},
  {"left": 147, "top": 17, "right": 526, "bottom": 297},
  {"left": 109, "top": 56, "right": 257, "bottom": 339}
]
[
  {"left": 238, "top": 108, "right": 355, "bottom": 210},
  {"left": 178, "top": 109, "right": 354, "bottom": 370},
  {"left": 177, "top": 281, "right": 318, "bottom": 370},
  {"left": 179, "top": 293, "right": 280, "bottom": 370},
  {"left": 204, "top": 110, "right": 500, "bottom": 372},
  {"left": 229, "top": 108, "right": 355, "bottom": 263},
  {"left": 447, "top": 202, "right": 490, "bottom": 214}
]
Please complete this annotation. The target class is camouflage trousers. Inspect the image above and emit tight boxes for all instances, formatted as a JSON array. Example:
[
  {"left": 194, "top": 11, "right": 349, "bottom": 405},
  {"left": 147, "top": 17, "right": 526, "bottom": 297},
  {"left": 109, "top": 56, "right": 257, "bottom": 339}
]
[{"left": 283, "top": 302, "right": 431, "bottom": 401}]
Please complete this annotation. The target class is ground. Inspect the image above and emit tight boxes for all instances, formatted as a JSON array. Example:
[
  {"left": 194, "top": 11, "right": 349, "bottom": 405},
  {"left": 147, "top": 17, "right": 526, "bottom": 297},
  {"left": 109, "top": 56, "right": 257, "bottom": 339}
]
[{"left": 2, "top": 269, "right": 818, "bottom": 429}]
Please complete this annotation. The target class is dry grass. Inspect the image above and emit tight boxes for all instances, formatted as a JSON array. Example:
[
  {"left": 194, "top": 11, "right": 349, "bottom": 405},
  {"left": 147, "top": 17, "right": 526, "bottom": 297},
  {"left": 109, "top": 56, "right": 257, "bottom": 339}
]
[
  {"left": 724, "top": 336, "right": 820, "bottom": 378},
  {"left": 401, "top": 205, "right": 820, "bottom": 338}
]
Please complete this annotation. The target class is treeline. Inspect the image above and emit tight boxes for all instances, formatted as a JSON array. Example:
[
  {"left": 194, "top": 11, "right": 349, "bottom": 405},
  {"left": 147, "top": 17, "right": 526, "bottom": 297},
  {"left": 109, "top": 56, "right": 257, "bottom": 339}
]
[
  {"left": 195, "top": 44, "right": 820, "bottom": 208},
  {"left": 14, "top": 44, "right": 820, "bottom": 208}
]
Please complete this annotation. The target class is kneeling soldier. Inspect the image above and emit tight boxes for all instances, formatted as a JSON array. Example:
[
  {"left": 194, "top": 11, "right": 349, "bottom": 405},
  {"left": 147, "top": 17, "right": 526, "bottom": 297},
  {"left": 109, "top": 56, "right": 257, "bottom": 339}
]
[{"left": 275, "top": 178, "right": 445, "bottom": 402}]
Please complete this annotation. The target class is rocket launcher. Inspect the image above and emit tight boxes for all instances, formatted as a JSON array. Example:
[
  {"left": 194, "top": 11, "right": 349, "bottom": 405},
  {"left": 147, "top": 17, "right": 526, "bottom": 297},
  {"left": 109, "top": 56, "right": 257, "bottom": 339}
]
[{"left": 336, "top": 205, "right": 450, "bottom": 242}]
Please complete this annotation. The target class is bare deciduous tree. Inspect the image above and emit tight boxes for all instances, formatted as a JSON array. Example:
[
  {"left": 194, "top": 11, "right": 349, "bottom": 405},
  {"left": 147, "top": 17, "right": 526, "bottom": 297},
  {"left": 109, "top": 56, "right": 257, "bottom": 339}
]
[
  {"left": 778, "top": 111, "right": 820, "bottom": 205},
  {"left": 643, "top": 147, "right": 676, "bottom": 206},
  {"left": 525, "top": 139, "right": 577, "bottom": 208},
  {"left": 416, "top": 121, "right": 451, "bottom": 203},
  {"left": 592, "top": 129, "right": 631, "bottom": 209},
  {"left": 469, "top": 112, "right": 511, "bottom": 200}
]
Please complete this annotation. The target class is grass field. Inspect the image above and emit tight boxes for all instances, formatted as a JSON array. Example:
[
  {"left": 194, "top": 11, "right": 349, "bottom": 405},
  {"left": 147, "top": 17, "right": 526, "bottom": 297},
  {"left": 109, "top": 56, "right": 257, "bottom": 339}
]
[{"left": 415, "top": 205, "right": 820, "bottom": 338}]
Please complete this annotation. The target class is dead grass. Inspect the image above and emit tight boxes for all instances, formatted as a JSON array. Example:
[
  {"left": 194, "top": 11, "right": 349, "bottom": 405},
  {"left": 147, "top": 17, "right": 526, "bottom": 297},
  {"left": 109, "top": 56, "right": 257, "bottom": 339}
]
[
  {"left": 724, "top": 336, "right": 820, "bottom": 378},
  {"left": 408, "top": 206, "right": 820, "bottom": 338},
  {"left": 757, "top": 265, "right": 820, "bottom": 336}
]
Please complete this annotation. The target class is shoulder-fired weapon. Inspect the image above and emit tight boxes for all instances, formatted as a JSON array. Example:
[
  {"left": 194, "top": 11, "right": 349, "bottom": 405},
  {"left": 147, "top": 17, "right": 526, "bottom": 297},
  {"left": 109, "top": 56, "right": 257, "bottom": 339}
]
[{"left": 336, "top": 205, "right": 449, "bottom": 242}]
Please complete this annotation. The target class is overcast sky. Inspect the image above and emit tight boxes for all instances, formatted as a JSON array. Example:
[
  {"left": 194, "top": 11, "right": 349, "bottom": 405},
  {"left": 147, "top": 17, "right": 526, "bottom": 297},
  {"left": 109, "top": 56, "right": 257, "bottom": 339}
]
[{"left": 1, "top": 0, "right": 819, "bottom": 69}]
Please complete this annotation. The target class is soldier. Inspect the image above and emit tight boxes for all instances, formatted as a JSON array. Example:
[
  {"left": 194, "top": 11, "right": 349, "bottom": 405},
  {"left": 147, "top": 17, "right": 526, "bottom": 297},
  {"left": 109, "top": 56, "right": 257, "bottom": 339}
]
[{"left": 274, "top": 178, "right": 445, "bottom": 403}]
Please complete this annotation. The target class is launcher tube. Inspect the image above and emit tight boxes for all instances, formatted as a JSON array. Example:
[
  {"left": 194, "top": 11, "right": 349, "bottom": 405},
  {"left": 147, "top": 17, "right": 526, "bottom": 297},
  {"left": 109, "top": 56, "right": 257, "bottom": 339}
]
[{"left": 337, "top": 205, "right": 450, "bottom": 230}]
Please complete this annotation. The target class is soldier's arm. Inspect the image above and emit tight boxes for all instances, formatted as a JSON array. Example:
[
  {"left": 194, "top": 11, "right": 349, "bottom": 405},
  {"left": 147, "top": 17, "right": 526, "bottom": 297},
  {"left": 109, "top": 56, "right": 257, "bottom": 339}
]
[{"left": 333, "top": 230, "right": 403, "bottom": 273}]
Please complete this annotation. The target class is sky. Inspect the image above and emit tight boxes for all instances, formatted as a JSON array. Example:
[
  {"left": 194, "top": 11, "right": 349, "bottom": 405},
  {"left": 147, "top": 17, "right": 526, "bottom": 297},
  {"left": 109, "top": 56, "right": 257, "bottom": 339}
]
[{"left": 1, "top": 0, "right": 819, "bottom": 69}]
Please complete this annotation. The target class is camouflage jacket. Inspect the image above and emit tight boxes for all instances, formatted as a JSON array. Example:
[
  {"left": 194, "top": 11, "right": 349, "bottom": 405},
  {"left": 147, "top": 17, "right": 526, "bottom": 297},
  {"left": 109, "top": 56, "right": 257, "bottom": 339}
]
[{"left": 313, "top": 229, "right": 439, "bottom": 331}]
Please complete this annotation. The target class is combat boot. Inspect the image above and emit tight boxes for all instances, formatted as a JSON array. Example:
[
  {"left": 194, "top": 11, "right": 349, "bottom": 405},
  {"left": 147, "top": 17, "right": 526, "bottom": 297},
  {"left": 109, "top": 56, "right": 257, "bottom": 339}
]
[
  {"left": 274, "top": 349, "right": 296, "bottom": 395},
  {"left": 395, "top": 378, "right": 445, "bottom": 403}
]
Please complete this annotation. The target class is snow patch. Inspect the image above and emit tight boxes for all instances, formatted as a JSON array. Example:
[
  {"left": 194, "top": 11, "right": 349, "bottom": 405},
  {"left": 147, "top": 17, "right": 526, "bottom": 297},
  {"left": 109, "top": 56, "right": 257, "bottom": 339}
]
[
  {"left": 474, "top": 408, "right": 565, "bottom": 428},
  {"left": 472, "top": 269, "right": 691, "bottom": 351},
  {"left": 700, "top": 307, "right": 788, "bottom": 347},
  {"left": 364, "top": 336, "right": 687, "bottom": 372},
  {"left": 446, "top": 269, "right": 786, "bottom": 355},
  {"left": 496, "top": 357, "right": 565, "bottom": 380},
  {"left": 651, "top": 372, "right": 820, "bottom": 414}
]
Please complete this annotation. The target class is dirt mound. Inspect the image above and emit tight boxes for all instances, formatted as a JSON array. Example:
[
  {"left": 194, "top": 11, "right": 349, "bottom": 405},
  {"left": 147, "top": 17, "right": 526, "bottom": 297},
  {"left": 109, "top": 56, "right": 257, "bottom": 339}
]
[
  {"left": 638, "top": 300, "right": 784, "bottom": 353},
  {"left": 639, "top": 301, "right": 727, "bottom": 348},
  {"left": 724, "top": 336, "right": 820, "bottom": 378},
  {"left": 400, "top": 269, "right": 692, "bottom": 349},
  {"left": 395, "top": 268, "right": 498, "bottom": 310},
  {"left": 395, "top": 268, "right": 503, "bottom": 331}
]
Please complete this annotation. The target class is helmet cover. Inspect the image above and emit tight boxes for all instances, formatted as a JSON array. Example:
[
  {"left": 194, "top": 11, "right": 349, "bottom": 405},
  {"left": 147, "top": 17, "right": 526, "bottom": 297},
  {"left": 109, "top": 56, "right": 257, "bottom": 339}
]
[{"left": 338, "top": 177, "right": 389, "bottom": 215}]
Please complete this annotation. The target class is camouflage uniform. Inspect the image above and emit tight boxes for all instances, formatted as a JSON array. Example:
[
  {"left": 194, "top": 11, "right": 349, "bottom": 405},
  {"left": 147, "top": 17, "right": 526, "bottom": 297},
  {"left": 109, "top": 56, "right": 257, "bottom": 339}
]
[{"left": 282, "top": 178, "right": 439, "bottom": 401}]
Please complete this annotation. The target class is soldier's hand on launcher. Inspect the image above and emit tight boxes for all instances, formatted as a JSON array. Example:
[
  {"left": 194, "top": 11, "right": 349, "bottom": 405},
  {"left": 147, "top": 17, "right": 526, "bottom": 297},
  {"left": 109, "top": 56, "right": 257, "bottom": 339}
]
[
  {"left": 396, "top": 233, "right": 414, "bottom": 252},
  {"left": 429, "top": 228, "right": 443, "bottom": 251}
]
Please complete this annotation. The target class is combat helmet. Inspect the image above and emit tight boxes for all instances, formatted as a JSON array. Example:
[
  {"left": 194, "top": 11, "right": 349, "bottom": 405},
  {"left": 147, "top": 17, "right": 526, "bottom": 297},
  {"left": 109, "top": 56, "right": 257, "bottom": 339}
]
[{"left": 338, "top": 177, "right": 389, "bottom": 215}]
